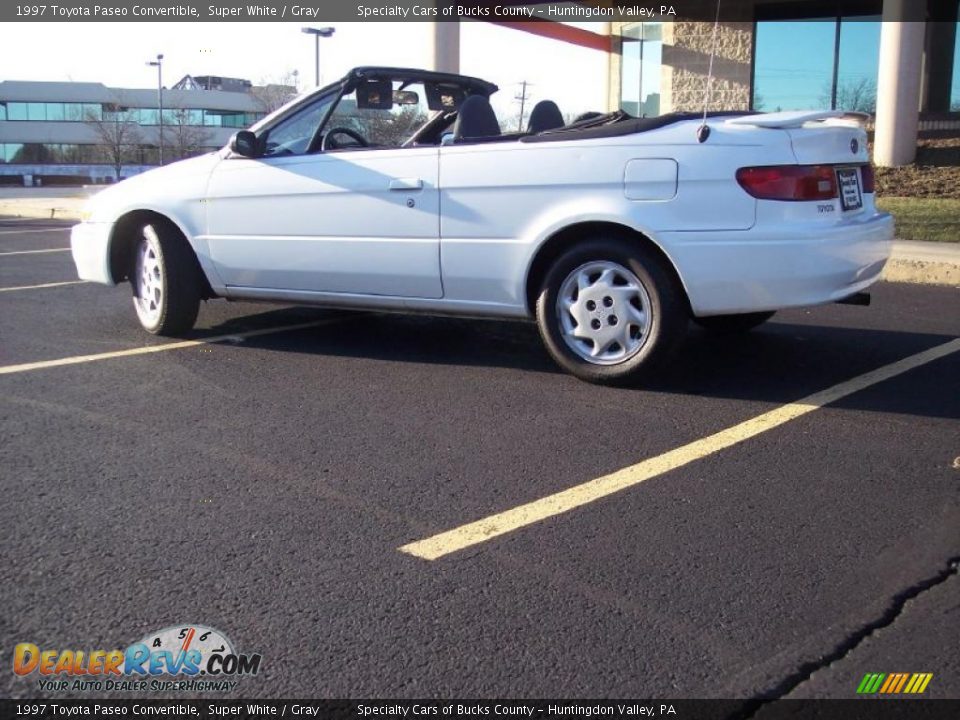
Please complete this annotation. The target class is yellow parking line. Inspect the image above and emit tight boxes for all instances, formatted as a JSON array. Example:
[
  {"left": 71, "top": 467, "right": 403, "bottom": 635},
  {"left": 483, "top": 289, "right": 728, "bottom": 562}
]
[
  {"left": 400, "top": 337, "right": 960, "bottom": 560},
  {"left": 0, "top": 319, "right": 338, "bottom": 376},
  {"left": 0, "top": 248, "right": 70, "bottom": 256},
  {"left": 0, "top": 280, "right": 90, "bottom": 292}
]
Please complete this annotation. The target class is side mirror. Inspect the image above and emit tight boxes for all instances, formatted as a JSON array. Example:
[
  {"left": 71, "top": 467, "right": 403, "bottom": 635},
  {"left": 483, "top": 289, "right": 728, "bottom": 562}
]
[{"left": 229, "top": 131, "right": 260, "bottom": 158}]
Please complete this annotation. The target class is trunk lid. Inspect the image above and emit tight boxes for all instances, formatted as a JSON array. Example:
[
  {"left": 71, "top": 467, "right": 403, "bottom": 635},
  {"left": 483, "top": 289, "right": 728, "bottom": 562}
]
[{"left": 726, "top": 110, "right": 870, "bottom": 165}]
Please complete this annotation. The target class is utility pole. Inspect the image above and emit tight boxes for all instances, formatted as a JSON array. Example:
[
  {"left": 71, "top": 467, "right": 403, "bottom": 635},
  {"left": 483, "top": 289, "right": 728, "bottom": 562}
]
[{"left": 515, "top": 80, "right": 531, "bottom": 131}]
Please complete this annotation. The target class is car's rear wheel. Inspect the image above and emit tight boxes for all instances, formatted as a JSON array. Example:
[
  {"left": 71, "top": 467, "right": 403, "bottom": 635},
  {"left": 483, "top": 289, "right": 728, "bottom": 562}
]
[
  {"left": 535, "top": 238, "right": 687, "bottom": 384},
  {"left": 131, "top": 221, "right": 201, "bottom": 336},
  {"left": 692, "top": 311, "right": 775, "bottom": 334}
]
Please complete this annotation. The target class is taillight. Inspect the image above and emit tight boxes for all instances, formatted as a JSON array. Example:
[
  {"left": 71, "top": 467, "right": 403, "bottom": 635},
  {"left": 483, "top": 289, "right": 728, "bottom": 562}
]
[
  {"left": 861, "top": 164, "right": 876, "bottom": 194},
  {"left": 736, "top": 165, "right": 838, "bottom": 201}
]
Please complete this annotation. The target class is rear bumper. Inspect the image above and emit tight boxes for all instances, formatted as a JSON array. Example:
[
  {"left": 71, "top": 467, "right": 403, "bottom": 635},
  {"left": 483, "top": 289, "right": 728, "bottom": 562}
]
[
  {"left": 663, "top": 211, "right": 895, "bottom": 316},
  {"left": 70, "top": 222, "right": 114, "bottom": 285}
]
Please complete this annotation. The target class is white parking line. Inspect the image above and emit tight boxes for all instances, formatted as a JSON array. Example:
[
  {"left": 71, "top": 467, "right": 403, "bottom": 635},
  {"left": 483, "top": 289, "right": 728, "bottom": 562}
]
[
  {"left": 0, "top": 280, "right": 90, "bottom": 292},
  {"left": 399, "top": 337, "right": 960, "bottom": 561},
  {"left": 0, "top": 228, "right": 71, "bottom": 235},
  {"left": 0, "top": 318, "right": 339, "bottom": 376},
  {"left": 0, "top": 248, "right": 70, "bottom": 256}
]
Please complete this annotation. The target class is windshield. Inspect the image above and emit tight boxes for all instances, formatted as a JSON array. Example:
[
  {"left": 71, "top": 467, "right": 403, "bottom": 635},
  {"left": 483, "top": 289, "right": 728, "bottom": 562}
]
[
  {"left": 255, "top": 74, "right": 482, "bottom": 157},
  {"left": 324, "top": 80, "right": 436, "bottom": 148}
]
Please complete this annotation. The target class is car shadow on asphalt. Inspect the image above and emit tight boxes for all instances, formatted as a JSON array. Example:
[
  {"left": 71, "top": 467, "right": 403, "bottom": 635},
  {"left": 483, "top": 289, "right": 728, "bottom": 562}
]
[{"left": 199, "top": 305, "right": 959, "bottom": 421}]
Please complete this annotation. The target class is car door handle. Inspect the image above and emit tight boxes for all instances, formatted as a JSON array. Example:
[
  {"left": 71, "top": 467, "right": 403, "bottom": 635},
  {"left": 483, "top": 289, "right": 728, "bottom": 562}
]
[{"left": 389, "top": 178, "right": 423, "bottom": 191}]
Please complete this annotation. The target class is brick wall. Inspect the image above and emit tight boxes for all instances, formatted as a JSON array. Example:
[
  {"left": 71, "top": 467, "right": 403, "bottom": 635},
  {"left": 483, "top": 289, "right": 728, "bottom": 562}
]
[{"left": 609, "top": 5, "right": 756, "bottom": 115}]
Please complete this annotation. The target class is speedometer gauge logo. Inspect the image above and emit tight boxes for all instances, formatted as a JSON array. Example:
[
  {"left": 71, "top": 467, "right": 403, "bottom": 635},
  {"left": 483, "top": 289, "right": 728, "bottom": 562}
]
[{"left": 126, "top": 624, "right": 259, "bottom": 677}]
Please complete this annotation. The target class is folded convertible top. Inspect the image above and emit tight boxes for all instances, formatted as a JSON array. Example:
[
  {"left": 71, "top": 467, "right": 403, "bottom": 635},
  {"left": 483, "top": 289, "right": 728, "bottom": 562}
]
[{"left": 520, "top": 111, "right": 756, "bottom": 143}]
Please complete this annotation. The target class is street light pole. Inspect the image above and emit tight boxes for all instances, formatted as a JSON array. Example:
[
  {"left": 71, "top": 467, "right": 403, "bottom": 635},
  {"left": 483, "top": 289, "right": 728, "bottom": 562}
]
[
  {"left": 301, "top": 27, "right": 335, "bottom": 86},
  {"left": 147, "top": 53, "right": 164, "bottom": 165}
]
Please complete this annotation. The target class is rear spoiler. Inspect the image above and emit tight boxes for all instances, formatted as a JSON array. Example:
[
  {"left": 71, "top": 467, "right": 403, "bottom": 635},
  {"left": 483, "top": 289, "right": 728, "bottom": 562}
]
[{"left": 725, "top": 110, "right": 870, "bottom": 129}]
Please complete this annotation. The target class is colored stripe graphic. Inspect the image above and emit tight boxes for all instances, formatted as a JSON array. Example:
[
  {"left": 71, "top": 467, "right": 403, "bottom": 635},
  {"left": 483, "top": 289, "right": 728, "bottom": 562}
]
[
  {"left": 857, "top": 673, "right": 884, "bottom": 693},
  {"left": 858, "top": 672, "right": 933, "bottom": 694}
]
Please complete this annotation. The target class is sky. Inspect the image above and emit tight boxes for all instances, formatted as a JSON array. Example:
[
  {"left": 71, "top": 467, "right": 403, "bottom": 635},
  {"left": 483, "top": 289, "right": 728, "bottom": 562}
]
[{"left": 0, "top": 21, "right": 610, "bottom": 121}]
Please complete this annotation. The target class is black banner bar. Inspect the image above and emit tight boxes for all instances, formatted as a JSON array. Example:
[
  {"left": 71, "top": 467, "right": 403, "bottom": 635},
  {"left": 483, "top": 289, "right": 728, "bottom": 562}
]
[
  {"left": 2, "top": 1, "right": 959, "bottom": 23},
  {"left": 1, "top": 700, "right": 960, "bottom": 720}
]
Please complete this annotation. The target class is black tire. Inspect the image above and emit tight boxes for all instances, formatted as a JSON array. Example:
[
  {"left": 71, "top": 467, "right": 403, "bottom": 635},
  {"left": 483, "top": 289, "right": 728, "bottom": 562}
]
[
  {"left": 692, "top": 311, "right": 775, "bottom": 334},
  {"left": 130, "top": 220, "right": 202, "bottom": 336},
  {"left": 535, "top": 237, "right": 688, "bottom": 385}
]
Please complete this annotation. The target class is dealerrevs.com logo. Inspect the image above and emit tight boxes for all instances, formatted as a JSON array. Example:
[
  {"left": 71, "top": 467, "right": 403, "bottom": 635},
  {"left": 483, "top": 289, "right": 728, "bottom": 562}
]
[{"left": 13, "top": 624, "right": 262, "bottom": 693}]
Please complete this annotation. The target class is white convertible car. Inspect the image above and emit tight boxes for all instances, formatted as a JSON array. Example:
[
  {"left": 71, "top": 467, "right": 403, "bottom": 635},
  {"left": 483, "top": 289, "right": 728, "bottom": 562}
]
[{"left": 72, "top": 66, "right": 893, "bottom": 383}]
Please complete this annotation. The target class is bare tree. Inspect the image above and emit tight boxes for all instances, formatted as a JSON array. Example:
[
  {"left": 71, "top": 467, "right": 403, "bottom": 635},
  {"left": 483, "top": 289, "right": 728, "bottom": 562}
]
[
  {"left": 84, "top": 101, "right": 142, "bottom": 181},
  {"left": 162, "top": 107, "right": 215, "bottom": 162},
  {"left": 820, "top": 78, "right": 877, "bottom": 114},
  {"left": 251, "top": 71, "right": 300, "bottom": 113}
]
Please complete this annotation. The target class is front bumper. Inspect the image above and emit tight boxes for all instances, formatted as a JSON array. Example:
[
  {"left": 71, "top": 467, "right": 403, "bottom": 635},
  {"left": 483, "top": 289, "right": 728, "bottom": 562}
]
[
  {"left": 70, "top": 222, "right": 115, "bottom": 285},
  {"left": 663, "top": 211, "right": 895, "bottom": 316}
]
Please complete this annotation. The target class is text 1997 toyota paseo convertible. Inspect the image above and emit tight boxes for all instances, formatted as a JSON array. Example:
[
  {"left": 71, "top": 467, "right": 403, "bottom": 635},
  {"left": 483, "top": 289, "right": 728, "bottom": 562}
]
[{"left": 71, "top": 66, "right": 893, "bottom": 384}]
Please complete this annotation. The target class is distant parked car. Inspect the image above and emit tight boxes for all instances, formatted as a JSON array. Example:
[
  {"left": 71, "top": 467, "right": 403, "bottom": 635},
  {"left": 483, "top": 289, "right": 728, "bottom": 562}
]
[{"left": 71, "top": 66, "right": 893, "bottom": 384}]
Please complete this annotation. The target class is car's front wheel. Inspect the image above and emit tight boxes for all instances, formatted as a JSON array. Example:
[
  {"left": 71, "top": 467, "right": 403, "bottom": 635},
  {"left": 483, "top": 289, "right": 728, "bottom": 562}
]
[
  {"left": 130, "top": 221, "right": 201, "bottom": 336},
  {"left": 535, "top": 238, "right": 687, "bottom": 384}
]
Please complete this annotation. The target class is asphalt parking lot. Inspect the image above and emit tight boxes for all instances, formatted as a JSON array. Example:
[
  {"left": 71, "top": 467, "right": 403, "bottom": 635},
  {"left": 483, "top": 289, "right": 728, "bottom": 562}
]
[{"left": 1, "top": 216, "right": 958, "bottom": 703}]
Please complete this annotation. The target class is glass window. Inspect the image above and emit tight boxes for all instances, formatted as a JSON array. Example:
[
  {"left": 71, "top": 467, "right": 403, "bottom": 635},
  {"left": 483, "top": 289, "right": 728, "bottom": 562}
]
[
  {"left": 45, "top": 103, "right": 65, "bottom": 121},
  {"left": 61, "top": 145, "right": 83, "bottom": 163},
  {"left": 952, "top": 21, "right": 960, "bottom": 110},
  {"left": 63, "top": 103, "right": 86, "bottom": 121},
  {"left": 139, "top": 108, "right": 159, "bottom": 125},
  {"left": 83, "top": 103, "right": 102, "bottom": 121},
  {"left": 837, "top": 17, "right": 880, "bottom": 113},
  {"left": 754, "top": 17, "right": 882, "bottom": 112},
  {"left": 620, "top": 22, "right": 662, "bottom": 117},
  {"left": 27, "top": 102, "right": 46, "bottom": 121},
  {"left": 324, "top": 81, "right": 433, "bottom": 149},
  {"left": 0, "top": 105, "right": 6, "bottom": 121},
  {"left": 5, "top": 143, "right": 24, "bottom": 162},
  {"left": 261, "top": 93, "right": 337, "bottom": 157},
  {"left": 753, "top": 19, "right": 835, "bottom": 111},
  {"left": 86, "top": 145, "right": 110, "bottom": 164},
  {"left": 15, "top": 143, "right": 54, "bottom": 162},
  {"left": 7, "top": 103, "right": 27, "bottom": 121}
]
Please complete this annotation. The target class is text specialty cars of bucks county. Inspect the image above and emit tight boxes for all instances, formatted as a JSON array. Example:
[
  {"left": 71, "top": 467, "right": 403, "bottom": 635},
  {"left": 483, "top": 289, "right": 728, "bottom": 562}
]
[{"left": 71, "top": 66, "right": 893, "bottom": 384}]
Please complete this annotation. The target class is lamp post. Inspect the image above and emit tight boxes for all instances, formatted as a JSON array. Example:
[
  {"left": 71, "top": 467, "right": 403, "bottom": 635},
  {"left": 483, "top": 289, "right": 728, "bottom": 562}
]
[
  {"left": 146, "top": 53, "right": 164, "bottom": 165},
  {"left": 301, "top": 27, "right": 335, "bottom": 87}
]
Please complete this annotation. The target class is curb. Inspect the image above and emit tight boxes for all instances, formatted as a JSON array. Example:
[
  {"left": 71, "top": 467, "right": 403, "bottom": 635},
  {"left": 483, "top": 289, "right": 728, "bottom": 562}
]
[
  {"left": 0, "top": 202, "right": 84, "bottom": 222},
  {"left": 883, "top": 259, "right": 959, "bottom": 287}
]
